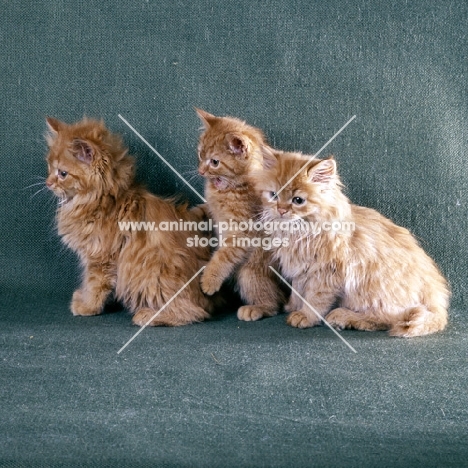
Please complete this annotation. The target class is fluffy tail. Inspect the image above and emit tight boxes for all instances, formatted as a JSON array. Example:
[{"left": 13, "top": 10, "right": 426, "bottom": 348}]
[{"left": 389, "top": 305, "right": 448, "bottom": 337}]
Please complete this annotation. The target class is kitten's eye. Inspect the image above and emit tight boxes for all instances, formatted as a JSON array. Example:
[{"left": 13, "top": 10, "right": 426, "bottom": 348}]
[
  {"left": 269, "top": 191, "right": 278, "bottom": 201},
  {"left": 210, "top": 159, "right": 220, "bottom": 167},
  {"left": 58, "top": 170, "right": 68, "bottom": 179},
  {"left": 292, "top": 196, "right": 305, "bottom": 205}
]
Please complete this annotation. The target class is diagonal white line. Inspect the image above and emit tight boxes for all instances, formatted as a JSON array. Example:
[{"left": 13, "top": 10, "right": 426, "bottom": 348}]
[
  {"left": 275, "top": 115, "right": 356, "bottom": 196},
  {"left": 269, "top": 266, "right": 357, "bottom": 353},
  {"left": 118, "top": 114, "right": 206, "bottom": 202},
  {"left": 117, "top": 266, "right": 206, "bottom": 354}
]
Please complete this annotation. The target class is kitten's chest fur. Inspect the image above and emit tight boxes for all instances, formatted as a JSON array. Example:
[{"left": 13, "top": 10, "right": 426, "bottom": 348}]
[
  {"left": 275, "top": 236, "right": 318, "bottom": 278},
  {"left": 57, "top": 196, "right": 124, "bottom": 262},
  {"left": 276, "top": 231, "right": 346, "bottom": 284}
]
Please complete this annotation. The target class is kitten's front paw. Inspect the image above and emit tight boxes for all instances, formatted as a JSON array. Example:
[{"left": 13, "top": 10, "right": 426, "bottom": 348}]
[
  {"left": 72, "top": 289, "right": 84, "bottom": 302},
  {"left": 324, "top": 308, "right": 347, "bottom": 330},
  {"left": 200, "top": 269, "right": 223, "bottom": 295},
  {"left": 189, "top": 203, "right": 210, "bottom": 221},
  {"left": 286, "top": 310, "right": 319, "bottom": 329},
  {"left": 133, "top": 308, "right": 158, "bottom": 327},
  {"left": 237, "top": 305, "right": 267, "bottom": 322},
  {"left": 70, "top": 290, "right": 102, "bottom": 316}
]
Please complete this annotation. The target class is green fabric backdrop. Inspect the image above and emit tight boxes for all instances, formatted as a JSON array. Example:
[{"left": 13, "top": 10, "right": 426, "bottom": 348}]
[{"left": 1, "top": 0, "right": 467, "bottom": 466}]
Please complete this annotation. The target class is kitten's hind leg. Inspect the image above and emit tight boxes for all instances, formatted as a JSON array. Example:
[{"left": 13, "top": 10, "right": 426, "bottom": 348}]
[
  {"left": 326, "top": 307, "right": 389, "bottom": 332},
  {"left": 71, "top": 262, "right": 114, "bottom": 316}
]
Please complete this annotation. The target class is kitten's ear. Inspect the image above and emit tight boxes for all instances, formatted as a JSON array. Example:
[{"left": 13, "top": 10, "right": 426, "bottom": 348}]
[
  {"left": 307, "top": 158, "right": 337, "bottom": 184},
  {"left": 71, "top": 139, "right": 94, "bottom": 165},
  {"left": 226, "top": 133, "right": 248, "bottom": 157},
  {"left": 195, "top": 108, "right": 217, "bottom": 129},
  {"left": 45, "top": 117, "right": 65, "bottom": 145},
  {"left": 261, "top": 146, "right": 279, "bottom": 169}
]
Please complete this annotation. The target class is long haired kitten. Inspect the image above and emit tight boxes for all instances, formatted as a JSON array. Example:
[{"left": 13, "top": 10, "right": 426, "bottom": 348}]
[
  {"left": 45, "top": 116, "right": 214, "bottom": 326},
  {"left": 196, "top": 109, "right": 284, "bottom": 320},
  {"left": 257, "top": 149, "right": 449, "bottom": 337}
]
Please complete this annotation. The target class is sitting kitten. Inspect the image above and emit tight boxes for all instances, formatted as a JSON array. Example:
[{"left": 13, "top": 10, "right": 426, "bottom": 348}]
[
  {"left": 195, "top": 109, "right": 284, "bottom": 320},
  {"left": 45, "top": 116, "right": 214, "bottom": 326},
  {"left": 257, "top": 149, "right": 449, "bottom": 337}
]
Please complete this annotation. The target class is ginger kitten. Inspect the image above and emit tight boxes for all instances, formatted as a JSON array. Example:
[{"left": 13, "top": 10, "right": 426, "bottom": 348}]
[
  {"left": 45, "top": 116, "right": 214, "bottom": 326},
  {"left": 195, "top": 109, "right": 284, "bottom": 320},
  {"left": 257, "top": 149, "right": 449, "bottom": 337}
]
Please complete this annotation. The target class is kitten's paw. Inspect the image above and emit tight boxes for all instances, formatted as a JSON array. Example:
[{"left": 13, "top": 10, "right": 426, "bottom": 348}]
[
  {"left": 189, "top": 203, "right": 210, "bottom": 221},
  {"left": 325, "top": 308, "right": 347, "bottom": 330},
  {"left": 286, "top": 311, "right": 319, "bottom": 329},
  {"left": 237, "top": 305, "right": 275, "bottom": 321},
  {"left": 133, "top": 308, "right": 160, "bottom": 327},
  {"left": 70, "top": 290, "right": 102, "bottom": 316},
  {"left": 200, "top": 270, "right": 223, "bottom": 295},
  {"left": 132, "top": 307, "right": 206, "bottom": 327},
  {"left": 72, "top": 289, "right": 84, "bottom": 302}
]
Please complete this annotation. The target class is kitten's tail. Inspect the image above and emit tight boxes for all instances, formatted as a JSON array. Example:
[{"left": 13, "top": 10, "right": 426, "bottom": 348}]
[
  {"left": 389, "top": 305, "right": 448, "bottom": 337},
  {"left": 390, "top": 267, "right": 450, "bottom": 338}
]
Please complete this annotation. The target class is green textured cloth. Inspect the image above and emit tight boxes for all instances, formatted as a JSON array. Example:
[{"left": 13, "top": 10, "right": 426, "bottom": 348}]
[{"left": 1, "top": 0, "right": 467, "bottom": 466}]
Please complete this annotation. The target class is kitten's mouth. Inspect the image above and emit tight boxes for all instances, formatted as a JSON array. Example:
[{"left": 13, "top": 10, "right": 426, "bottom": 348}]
[
  {"left": 274, "top": 215, "right": 295, "bottom": 222},
  {"left": 50, "top": 189, "right": 72, "bottom": 206},
  {"left": 210, "top": 177, "right": 229, "bottom": 190}
]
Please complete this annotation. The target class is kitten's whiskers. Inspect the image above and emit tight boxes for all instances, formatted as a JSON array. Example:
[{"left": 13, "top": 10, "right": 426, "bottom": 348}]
[
  {"left": 23, "top": 181, "right": 47, "bottom": 190},
  {"left": 31, "top": 186, "right": 48, "bottom": 199}
]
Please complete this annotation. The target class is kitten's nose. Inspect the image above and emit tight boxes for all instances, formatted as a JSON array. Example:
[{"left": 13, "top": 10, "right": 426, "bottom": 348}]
[
  {"left": 278, "top": 208, "right": 288, "bottom": 216},
  {"left": 198, "top": 168, "right": 206, "bottom": 176},
  {"left": 46, "top": 179, "right": 53, "bottom": 188}
]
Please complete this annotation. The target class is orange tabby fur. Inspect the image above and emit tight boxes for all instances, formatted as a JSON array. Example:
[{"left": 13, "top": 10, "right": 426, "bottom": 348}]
[
  {"left": 257, "top": 149, "right": 449, "bottom": 337},
  {"left": 45, "top": 116, "right": 213, "bottom": 326},
  {"left": 196, "top": 109, "right": 284, "bottom": 320}
]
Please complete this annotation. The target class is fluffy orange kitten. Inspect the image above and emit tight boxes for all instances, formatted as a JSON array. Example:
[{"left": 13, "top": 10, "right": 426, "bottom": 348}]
[
  {"left": 45, "top": 116, "right": 214, "bottom": 326},
  {"left": 196, "top": 109, "right": 284, "bottom": 320},
  {"left": 257, "top": 149, "right": 449, "bottom": 337}
]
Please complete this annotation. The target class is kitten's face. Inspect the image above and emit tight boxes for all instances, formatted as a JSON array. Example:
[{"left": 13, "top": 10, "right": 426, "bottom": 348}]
[
  {"left": 196, "top": 109, "right": 266, "bottom": 190},
  {"left": 44, "top": 117, "right": 132, "bottom": 204},
  {"left": 257, "top": 151, "right": 337, "bottom": 224},
  {"left": 46, "top": 156, "right": 85, "bottom": 204},
  {"left": 45, "top": 120, "right": 97, "bottom": 203}
]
